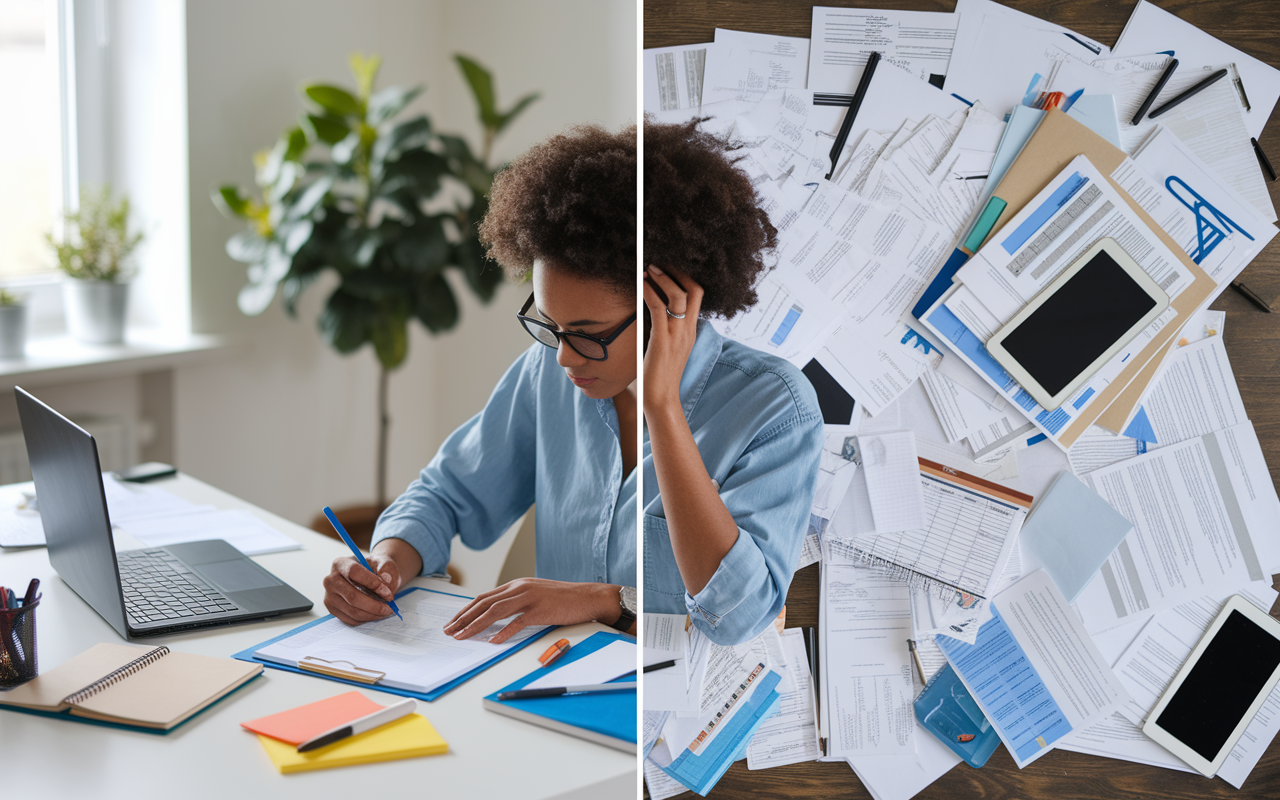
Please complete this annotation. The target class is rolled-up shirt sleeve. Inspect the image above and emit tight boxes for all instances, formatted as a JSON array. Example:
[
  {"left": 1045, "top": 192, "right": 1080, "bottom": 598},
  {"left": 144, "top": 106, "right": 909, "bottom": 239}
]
[
  {"left": 371, "top": 346, "right": 540, "bottom": 576},
  {"left": 685, "top": 406, "right": 823, "bottom": 644}
]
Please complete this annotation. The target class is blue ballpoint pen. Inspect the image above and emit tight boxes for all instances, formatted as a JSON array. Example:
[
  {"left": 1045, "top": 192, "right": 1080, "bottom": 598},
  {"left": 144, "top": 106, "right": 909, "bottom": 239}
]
[{"left": 323, "top": 506, "right": 403, "bottom": 620}]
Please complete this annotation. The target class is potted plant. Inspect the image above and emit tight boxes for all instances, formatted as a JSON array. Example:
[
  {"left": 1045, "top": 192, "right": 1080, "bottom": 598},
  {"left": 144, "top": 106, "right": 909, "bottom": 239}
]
[
  {"left": 0, "top": 289, "right": 27, "bottom": 359},
  {"left": 45, "top": 186, "right": 144, "bottom": 345},
  {"left": 214, "top": 53, "right": 537, "bottom": 545}
]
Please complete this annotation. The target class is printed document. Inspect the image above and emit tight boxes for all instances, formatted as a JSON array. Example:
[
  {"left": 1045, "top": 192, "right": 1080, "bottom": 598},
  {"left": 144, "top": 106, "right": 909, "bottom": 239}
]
[
  {"left": 1076, "top": 421, "right": 1280, "bottom": 633},
  {"left": 746, "top": 628, "right": 821, "bottom": 770},
  {"left": 1109, "top": 582, "right": 1280, "bottom": 788},
  {"left": 701, "top": 28, "right": 810, "bottom": 106},
  {"left": 820, "top": 562, "right": 917, "bottom": 756},
  {"left": 644, "top": 43, "right": 711, "bottom": 113},
  {"left": 255, "top": 589, "right": 546, "bottom": 694},
  {"left": 808, "top": 7, "right": 957, "bottom": 93},
  {"left": 937, "top": 569, "right": 1130, "bottom": 768}
]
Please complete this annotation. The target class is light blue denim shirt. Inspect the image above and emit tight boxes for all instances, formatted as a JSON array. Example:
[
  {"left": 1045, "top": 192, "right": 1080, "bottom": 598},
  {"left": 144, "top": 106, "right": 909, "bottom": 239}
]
[
  {"left": 371, "top": 343, "right": 636, "bottom": 589},
  {"left": 643, "top": 320, "right": 823, "bottom": 645}
]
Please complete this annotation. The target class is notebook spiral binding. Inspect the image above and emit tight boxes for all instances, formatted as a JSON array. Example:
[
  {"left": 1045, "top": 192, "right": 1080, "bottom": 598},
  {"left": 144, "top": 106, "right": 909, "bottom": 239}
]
[{"left": 61, "top": 646, "right": 170, "bottom": 706}]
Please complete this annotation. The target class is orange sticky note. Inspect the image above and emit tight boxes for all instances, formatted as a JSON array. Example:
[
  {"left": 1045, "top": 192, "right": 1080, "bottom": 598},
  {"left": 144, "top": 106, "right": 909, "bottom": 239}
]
[{"left": 241, "top": 691, "right": 385, "bottom": 745}]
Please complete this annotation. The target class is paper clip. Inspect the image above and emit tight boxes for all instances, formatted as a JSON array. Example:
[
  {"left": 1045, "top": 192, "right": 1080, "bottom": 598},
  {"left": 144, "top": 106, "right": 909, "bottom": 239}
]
[{"left": 297, "top": 656, "right": 386, "bottom": 684}]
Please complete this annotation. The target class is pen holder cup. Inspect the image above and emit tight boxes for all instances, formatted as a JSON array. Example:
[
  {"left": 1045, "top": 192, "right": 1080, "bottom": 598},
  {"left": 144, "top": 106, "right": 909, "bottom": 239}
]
[{"left": 0, "top": 595, "right": 41, "bottom": 688}]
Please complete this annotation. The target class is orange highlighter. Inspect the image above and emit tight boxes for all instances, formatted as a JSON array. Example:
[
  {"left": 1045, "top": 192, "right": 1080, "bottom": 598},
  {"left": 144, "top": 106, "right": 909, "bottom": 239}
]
[{"left": 538, "top": 638, "right": 571, "bottom": 667}]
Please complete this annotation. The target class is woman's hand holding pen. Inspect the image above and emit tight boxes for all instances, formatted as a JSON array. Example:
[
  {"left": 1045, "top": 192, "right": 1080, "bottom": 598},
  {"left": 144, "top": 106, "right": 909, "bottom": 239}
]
[
  {"left": 642, "top": 265, "right": 703, "bottom": 420},
  {"left": 322, "top": 538, "right": 420, "bottom": 626},
  {"left": 442, "top": 578, "right": 626, "bottom": 643}
]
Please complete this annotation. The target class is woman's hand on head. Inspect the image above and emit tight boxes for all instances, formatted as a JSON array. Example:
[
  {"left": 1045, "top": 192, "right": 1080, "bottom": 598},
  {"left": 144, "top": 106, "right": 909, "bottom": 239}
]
[
  {"left": 643, "top": 265, "right": 704, "bottom": 419},
  {"left": 443, "top": 578, "right": 621, "bottom": 644}
]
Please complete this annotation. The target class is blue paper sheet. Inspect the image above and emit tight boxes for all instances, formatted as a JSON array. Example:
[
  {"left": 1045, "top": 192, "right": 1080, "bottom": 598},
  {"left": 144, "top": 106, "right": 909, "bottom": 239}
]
[{"left": 1020, "top": 472, "right": 1134, "bottom": 602}]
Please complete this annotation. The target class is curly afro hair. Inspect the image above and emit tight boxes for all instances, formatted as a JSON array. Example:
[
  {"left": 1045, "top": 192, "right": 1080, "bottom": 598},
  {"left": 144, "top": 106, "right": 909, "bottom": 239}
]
[
  {"left": 644, "top": 117, "right": 778, "bottom": 319},
  {"left": 479, "top": 124, "right": 636, "bottom": 297}
]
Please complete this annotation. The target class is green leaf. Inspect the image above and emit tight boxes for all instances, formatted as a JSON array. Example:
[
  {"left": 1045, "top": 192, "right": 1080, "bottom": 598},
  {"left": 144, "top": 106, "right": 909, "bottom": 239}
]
[
  {"left": 348, "top": 53, "right": 382, "bottom": 101},
  {"left": 371, "top": 116, "right": 432, "bottom": 167},
  {"left": 213, "top": 186, "right": 251, "bottom": 219},
  {"left": 455, "top": 55, "right": 499, "bottom": 129},
  {"left": 368, "top": 85, "right": 423, "bottom": 126},
  {"left": 383, "top": 149, "right": 449, "bottom": 197},
  {"left": 414, "top": 273, "right": 459, "bottom": 333},
  {"left": 283, "top": 176, "right": 332, "bottom": 222},
  {"left": 304, "top": 114, "right": 350, "bottom": 145},
  {"left": 225, "top": 230, "right": 267, "bottom": 263},
  {"left": 369, "top": 302, "right": 410, "bottom": 369},
  {"left": 280, "top": 272, "right": 319, "bottom": 318},
  {"left": 330, "top": 131, "right": 360, "bottom": 166},
  {"left": 284, "top": 126, "right": 308, "bottom": 162},
  {"left": 304, "top": 84, "right": 362, "bottom": 118},
  {"left": 318, "top": 289, "right": 370, "bottom": 354},
  {"left": 453, "top": 238, "right": 503, "bottom": 302},
  {"left": 496, "top": 92, "right": 540, "bottom": 134},
  {"left": 390, "top": 216, "right": 450, "bottom": 274},
  {"left": 280, "top": 219, "right": 314, "bottom": 255}
]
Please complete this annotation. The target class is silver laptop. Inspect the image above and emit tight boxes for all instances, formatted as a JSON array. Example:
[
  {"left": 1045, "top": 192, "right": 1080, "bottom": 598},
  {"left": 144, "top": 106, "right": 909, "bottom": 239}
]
[{"left": 16, "top": 386, "right": 312, "bottom": 637}]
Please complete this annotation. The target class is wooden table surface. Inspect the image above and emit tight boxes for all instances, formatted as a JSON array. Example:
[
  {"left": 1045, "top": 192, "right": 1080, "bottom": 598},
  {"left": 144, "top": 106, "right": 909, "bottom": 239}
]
[{"left": 644, "top": 1, "right": 1280, "bottom": 797}]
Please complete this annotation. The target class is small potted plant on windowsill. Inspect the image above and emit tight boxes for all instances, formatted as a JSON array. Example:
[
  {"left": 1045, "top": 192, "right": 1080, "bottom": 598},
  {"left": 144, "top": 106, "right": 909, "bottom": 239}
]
[
  {"left": 45, "top": 185, "right": 145, "bottom": 345},
  {"left": 0, "top": 289, "right": 27, "bottom": 359}
]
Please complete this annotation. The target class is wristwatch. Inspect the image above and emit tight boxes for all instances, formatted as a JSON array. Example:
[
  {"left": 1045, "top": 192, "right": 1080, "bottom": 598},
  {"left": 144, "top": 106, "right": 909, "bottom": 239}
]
[{"left": 608, "top": 585, "right": 637, "bottom": 632}]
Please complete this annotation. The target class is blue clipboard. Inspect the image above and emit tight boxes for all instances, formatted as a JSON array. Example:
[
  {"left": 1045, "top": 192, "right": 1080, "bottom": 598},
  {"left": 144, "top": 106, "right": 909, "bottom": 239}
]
[{"left": 232, "top": 587, "right": 555, "bottom": 702}]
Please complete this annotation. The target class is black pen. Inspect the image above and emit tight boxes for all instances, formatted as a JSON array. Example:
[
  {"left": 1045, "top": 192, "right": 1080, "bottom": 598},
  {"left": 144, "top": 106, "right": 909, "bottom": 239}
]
[
  {"left": 1253, "top": 137, "right": 1276, "bottom": 182},
  {"left": 1149, "top": 68, "right": 1228, "bottom": 119},
  {"left": 826, "top": 51, "right": 880, "bottom": 180},
  {"left": 644, "top": 659, "right": 677, "bottom": 673},
  {"left": 1131, "top": 57, "right": 1178, "bottom": 124},
  {"left": 498, "top": 681, "right": 637, "bottom": 701}
]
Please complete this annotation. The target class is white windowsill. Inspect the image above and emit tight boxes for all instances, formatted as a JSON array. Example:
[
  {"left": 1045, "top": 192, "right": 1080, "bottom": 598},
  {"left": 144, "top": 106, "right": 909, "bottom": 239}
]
[{"left": 0, "top": 329, "right": 240, "bottom": 391}]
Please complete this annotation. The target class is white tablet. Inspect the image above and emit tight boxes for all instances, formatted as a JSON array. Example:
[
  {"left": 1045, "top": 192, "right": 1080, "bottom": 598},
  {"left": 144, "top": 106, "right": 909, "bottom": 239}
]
[
  {"left": 986, "top": 237, "right": 1170, "bottom": 411},
  {"left": 1142, "top": 595, "right": 1280, "bottom": 777}
]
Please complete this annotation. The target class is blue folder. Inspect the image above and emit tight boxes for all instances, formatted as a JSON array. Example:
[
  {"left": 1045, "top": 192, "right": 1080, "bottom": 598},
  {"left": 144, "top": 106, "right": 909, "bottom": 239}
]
[
  {"left": 483, "top": 630, "right": 636, "bottom": 749},
  {"left": 232, "top": 587, "right": 554, "bottom": 702}
]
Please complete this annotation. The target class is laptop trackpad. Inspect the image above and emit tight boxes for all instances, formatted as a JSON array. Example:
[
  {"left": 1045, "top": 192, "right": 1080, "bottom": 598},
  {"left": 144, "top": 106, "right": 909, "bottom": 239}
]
[{"left": 197, "top": 560, "right": 278, "bottom": 592}]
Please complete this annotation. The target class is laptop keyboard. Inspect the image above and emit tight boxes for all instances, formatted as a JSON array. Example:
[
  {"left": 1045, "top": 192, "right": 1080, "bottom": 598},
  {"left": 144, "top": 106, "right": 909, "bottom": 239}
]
[{"left": 118, "top": 549, "right": 242, "bottom": 624}]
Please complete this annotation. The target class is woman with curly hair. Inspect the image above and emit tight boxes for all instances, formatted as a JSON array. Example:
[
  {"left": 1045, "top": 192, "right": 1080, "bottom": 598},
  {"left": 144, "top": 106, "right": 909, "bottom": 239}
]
[
  {"left": 643, "top": 118, "right": 823, "bottom": 645},
  {"left": 322, "top": 124, "right": 638, "bottom": 642}
]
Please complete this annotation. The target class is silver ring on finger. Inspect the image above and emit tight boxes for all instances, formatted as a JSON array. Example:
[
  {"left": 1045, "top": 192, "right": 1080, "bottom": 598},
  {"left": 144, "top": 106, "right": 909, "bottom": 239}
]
[{"left": 666, "top": 308, "right": 687, "bottom": 319}]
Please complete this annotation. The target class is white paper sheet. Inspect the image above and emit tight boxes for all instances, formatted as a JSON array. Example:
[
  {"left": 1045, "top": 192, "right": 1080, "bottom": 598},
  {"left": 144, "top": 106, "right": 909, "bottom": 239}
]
[
  {"left": 808, "top": 7, "right": 957, "bottom": 93},
  {"left": 938, "top": 569, "right": 1130, "bottom": 768},
  {"left": 820, "top": 562, "right": 917, "bottom": 756},
  {"left": 746, "top": 628, "right": 822, "bottom": 769},
  {"left": 1112, "top": 0, "right": 1280, "bottom": 139},
  {"left": 119, "top": 507, "right": 302, "bottom": 556},
  {"left": 523, "top": 639, "right": 636, "bottom": 690},
  {"left": 255, "top": 589, "right": 547, "bottom": 694},
  {"left": 1076, "top": 422, "right": 1280, "bottom": 634},
  {"left": 701, "top": 28, "right": 810, "bottom": 106},
  {"left": 858, "top": 431, "right": 926, "bottom": 532},
  {"left": 1058, "top": 711, "right": 1196, "bottom": 773},
  {"left": 644, "top": 43, "right": 711, "bottom": 113}
]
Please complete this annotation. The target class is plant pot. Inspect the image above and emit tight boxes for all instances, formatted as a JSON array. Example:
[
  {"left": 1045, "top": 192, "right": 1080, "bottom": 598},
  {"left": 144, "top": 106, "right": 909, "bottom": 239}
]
[
  {"left": 63, "top": 278, "right": 129, "bottom": 344},
  {"left": 0, "top": 304, "right": 27, "bottom": 359}
]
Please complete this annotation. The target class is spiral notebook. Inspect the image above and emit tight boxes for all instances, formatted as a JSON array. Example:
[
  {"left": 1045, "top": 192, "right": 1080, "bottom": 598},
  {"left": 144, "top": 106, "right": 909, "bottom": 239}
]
[{"left": 0, "top": 642, "right": 261, "bottom": 731}]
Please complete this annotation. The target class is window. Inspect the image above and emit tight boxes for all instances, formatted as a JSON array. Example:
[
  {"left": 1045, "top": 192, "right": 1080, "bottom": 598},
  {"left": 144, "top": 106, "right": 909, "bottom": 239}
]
[{"left": 0, "top": 0, "right": 67, "bottom": 280}]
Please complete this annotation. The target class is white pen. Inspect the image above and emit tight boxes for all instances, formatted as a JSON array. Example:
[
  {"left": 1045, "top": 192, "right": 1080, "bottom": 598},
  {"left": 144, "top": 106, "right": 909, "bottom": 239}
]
[{"left": 296, "top": 698, "right": 417, "bottom": 752}]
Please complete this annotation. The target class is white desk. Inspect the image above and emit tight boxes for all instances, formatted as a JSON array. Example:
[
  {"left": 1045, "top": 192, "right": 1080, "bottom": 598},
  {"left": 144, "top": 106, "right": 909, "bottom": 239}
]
[{"left": 0, "top": 474, "right": 636, "bottom": 800}]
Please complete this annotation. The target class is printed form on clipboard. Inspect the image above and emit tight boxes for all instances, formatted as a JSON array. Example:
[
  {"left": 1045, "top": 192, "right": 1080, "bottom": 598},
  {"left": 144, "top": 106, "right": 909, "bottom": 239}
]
[
  {"left": 253, "top": 588, "right": 549, "bottom": 696},
  {"left": 826, "top": 458, "right": 1033, "bottom": 603},
  {"left": 920, "top": 154, "right": 1192, "bottom": 451}
]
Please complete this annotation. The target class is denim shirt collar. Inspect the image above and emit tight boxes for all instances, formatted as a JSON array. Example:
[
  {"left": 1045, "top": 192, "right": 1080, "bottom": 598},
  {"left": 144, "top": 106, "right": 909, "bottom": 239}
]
[{"left": 679, "top": 320, "right": 723, "bottom": 422}]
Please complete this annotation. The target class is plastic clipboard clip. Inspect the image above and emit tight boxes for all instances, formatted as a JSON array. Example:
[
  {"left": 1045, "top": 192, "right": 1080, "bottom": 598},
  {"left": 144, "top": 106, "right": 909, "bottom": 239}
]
[{"left": 297, "top": 656, "right": 386, "bottom": 685}]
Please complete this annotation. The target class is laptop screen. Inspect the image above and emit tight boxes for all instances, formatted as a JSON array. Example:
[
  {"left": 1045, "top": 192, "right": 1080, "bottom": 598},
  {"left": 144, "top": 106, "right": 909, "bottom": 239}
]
[{"left": 15, "top": 387, "right": 130, "bottom": 637}]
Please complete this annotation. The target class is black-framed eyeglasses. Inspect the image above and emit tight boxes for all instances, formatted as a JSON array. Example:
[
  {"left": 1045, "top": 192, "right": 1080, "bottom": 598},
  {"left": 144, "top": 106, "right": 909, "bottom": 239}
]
[{"left": 517, "top": 292, "right": 636, "bottom": 361}]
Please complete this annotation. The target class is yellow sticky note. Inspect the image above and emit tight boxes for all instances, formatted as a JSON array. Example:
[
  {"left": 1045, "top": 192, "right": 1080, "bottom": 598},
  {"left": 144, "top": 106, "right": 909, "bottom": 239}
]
[{"left": 257, "top": 714, "right": 448, "bottom": 774}]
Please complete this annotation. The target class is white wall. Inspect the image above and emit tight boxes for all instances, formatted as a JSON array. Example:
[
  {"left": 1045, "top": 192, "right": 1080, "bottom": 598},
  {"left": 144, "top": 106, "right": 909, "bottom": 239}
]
[{"left": 175, "top": 0, "right": 636, "bottom": 583}]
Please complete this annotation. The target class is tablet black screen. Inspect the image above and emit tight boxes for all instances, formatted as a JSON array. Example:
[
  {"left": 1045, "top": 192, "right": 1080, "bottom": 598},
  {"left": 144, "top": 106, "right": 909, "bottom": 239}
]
[
  {"left": 1000, "top": 249, "right": 1158, "bottom": 398},
  {"left": 1155, "top": 609, "right": 1280, "bottom": 762}
]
